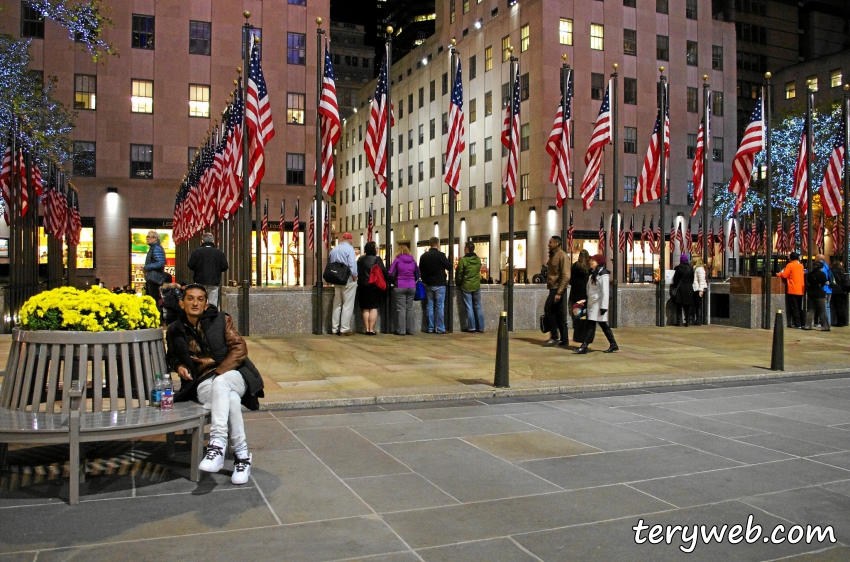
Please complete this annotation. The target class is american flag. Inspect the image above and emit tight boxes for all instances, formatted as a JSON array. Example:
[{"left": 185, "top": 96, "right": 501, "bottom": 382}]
[
  {"left": 609, "top": 216, "right": 615, "bottom": 251},
  {"left": 819, "top": 125, "right": 844, "bottom": 217},
  {"left": 307, "top": 199, "right": 315, "bottom": 251},
  {"left": 791, "top": 116, "right": 809, "bottom": 213},
  {"left": 775, "top": 217, "right": 786, "bottom": 254},
  {"left": 618, "top": 214, "right": 626, "bottom": 253},
  {"left": 641, "top": 216, "right": 649, "bottom": 249},
  {"left": 801, "top": 215, "right": 809, "bottom": 253},
  {"left": 317, "top": 44, "right": 341, "bottom": 196},
  {"left": 367, "top": 203, "right": 374, "bottom": 242},
  {"left": 740, "top": 220, "right": 750, "bottom": 255},
  {"left": 707, "top": 221, "right": 715, "bottom": 258},
  {"left": 67, "top": 186, "right": 82, "bottom": 246},
  {"left": 47, "top": 173, "right": 67, "bottom": 240},
  {"left": 832, "top": 216, "right": 844, "bottom": 256},
  {"left": 292, "top": 198, "right": 300, "bottom": 240},
  {"left": 655, "top": 219, "right": 662, "bottom": 254},
  {"left": 444, "top": 59, "right": 465, "bottom": 195},
  {"left": 728, "top": 220, "right": 737, "bottom": 253},
  {"left": 567, "top": 210, "right": 574, "bottom": 251},
  {"left": 716, "top": 221, "right": 724, "bottom": 254},
  {"left": 691, "top": 112, "right": 709, "bottom": 216},
  {"left": 16, "top": 148, "right": 28, "bottom": 218},
  {"left": 598, "top": 214, "right": 606, "bottom": 253},
  {"left": 728, "top": 97, "right": 764, "bottom": 214},
  {"left": 220, "top": 85, "right": 244, "bottom": 220},
  {"left": 787, "top": 216, "right": 797, "bottom": 253},
  {"left": 685, "top": 219, "right": 692, "bottom": 254},
  {"left": 579, "top": 81, "right": 611, "bottom": 210},
  {"left": 0, "top": 144, "right": 10, "bottom": 225},
  {"left": 815, "top": 211, "right": 825, "bottom": 252},
  {"left": 323, "top": 201, "right": 330, "bottom": 250},
  {"left": 547, "top": 69, "right": 573, "bottom": 208},
  {"left": 669, "top": 218, "right": 677, "bottom": 254},
  {"left": 365, "top": 53, "right": 394, "bottom": 195},
  {"left": 696, "top": 218, "right": 704, "bottom": 256},
  {"left": 261, "top": 199, "right": 269, "bottom": 249},
  {"left": 279, "top": 200, "right": 286, "bottom": 248},
  {"left": 759, "top": 221, "right": 767, "bottom": 254},
  {"left": 245, "top": 40, "right": 275, "bottom": 202},
  {"left": 32, "top": 161, "right": 42, "bottom": 198},
  {"left": 750, "top": 220, "right": 758, "bottom": 255},
  {"left": 501, "top": 63, "right": 521, "bottom": 206},
  {"left": 634, "top": 106, "right": 670, "bottom": 208},
  {"left": 628, "top": 215, "right": 635, "bottom": 252}
]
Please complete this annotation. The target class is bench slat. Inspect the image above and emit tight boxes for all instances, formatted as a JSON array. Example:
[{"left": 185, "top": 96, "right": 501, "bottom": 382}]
[
  {"left": 107, "top": 344, "right": 118, "bottom": 412},
  {"left": 15, "top": 344, "right": 38, "bottom": 411},
  {"left": 131, "top": 342, "right": 146, "bottom": 407},
  {"left": 45, "top": 344, "right": 61, "bottom": 414},
  {"left": 120, "top": 343, "right": 135, "bottom": 410},
  {"left": 0, "top": 409, "right": 68, "bottom": 435},
  {"left": 92, "top": 344, "right": 103, "bottom": 413},
  {"left": 30, "top": 343, "right": 49, "bottom": 413},
  {"left": 141, "top": 340, "right": 154, "bottom": 404},
  {"left": 61, "top": 343, "right": 75, "bottom": 415},
  {"left": 9, "top": 343, "right": 33, "bottom": 411},
  {"left": 77, "top": 344, "right": 89, "bottom": 414},
  {"left": 0, "top": 336, "right": 22, "bottom": 407}
]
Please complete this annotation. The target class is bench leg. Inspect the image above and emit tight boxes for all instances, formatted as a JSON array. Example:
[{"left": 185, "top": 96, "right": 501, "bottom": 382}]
[
  {"left": 79, "top": 443, "right": 86, "bottom": 484},
  {"left": 0, "top": 443, "right": 7, "bottom": 469},
  {"left": 165, "top": 432, "right": 176, "bottom": 457},
  {"left": 190, "top": 419, "right": 203, "bottom": 482},
  {"left": 69, "top": 441, "right": 80, "bottom": 505}
]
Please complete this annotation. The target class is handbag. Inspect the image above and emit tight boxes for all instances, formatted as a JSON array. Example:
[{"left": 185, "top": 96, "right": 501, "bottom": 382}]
[
  {"left": 670, "top": 284, "right": 679, "bottom": 299},
  {"left": 368, "top": 263, "right": 387, "bottom": 290},
  {"left": 539, "top": 314, "right": 547, "bottom": 333},
  {"left": 571, "top": 301, "right": 587, "bottom": 320},
  {"left": 322, "top": 261, "right": 351, "bottom": 285},
  {"left": 414, "top": 280, "right": 426, "bottom": 301}
]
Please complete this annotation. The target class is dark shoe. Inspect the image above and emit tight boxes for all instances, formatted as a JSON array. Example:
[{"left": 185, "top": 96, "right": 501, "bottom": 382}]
[
  {"left": 822, "top": 328, "right": 831, "bottom": 332},
  {"left": 573, "top": 345, "right": 588, "bottom": 354},
  {"left": 603, "top": 344, "right": 619, "bottom": 353}
]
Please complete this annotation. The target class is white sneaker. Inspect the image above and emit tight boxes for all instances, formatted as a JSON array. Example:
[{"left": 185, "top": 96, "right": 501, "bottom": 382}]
[
  {"left": 199, "top": 444, "right": 225, "bottom": 473},
  {"left": 231, "top": 453, "right": 252, "bottom": 485}
]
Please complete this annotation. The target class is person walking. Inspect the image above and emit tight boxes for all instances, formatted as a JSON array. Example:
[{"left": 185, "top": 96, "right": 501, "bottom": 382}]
[
  {"left": 568, "top": 250, "right": 591, "bottom": 344},
  {"left": 671, "top": 254, "right": 695, "bottom": 327},
  {"left": 143, "top": 230, "right": 167, "bottom": 303},
  {"left": 356, "top": 241, "right": 388, "bottom": 335},
  {"left": 777, "top": 252, "right": 805, "bottom": 328},
  {"left": 456, "top": 241, "right": 485, "bottom": 332},
  {"left": 328, "top": 232, "right": 358, "bottom": 336},
  {"left": 805, "top": 261, "right": 829, "bottom": 331},
  {"left": 419, "top": 237, "right": 452, "bottom": 334},
  {"left": 542, "top": 236, "right": 570, "bottom": 346},
  {"left": 817, "top": 253, "right": 833, "bottom": 327},
  {"left": 389, "top": 245, "right": 419, "bottom": 335},
  {"left": 187, "top": 232, "right": 229, "bottom": 308},
  {"left": 574, "top": 254, "right": 618, "bottom": 354},
  {"left": 691, "top": 256, "right": 708, "bottom": 326},
  {"left": 830, "top": 261, "right": 849, "bottom": 327}
]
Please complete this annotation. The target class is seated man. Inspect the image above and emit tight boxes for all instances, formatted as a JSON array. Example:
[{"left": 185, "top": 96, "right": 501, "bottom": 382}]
[{"left": 165, "top": 283, "right": 264, "bottom": 485}]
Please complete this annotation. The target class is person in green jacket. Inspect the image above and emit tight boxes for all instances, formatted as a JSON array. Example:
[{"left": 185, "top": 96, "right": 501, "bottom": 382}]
[{"left": 455, "top": 241, "right": 485, "bottom": 332}]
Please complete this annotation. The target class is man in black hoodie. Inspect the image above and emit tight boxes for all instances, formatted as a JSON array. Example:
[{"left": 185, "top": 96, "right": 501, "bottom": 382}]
[
  {"left": 187, "top": 232, "right": 228, "bottom": 308},
  {"left": 419, "top": 236, "right": 452, "bottom": 333}
]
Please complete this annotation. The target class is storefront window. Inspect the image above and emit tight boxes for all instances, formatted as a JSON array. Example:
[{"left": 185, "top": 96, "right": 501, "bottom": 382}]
[
  {"left": 131, "top": 229, "right": 176, "bottom": 293},
  {"left": 500, "top": 239, "right": 527, "bottom": 282},
  {"left": 251, "top": 230, "right": 304, "bottom": 286},
  {"left": 38, "top": 226, "right": 95, "bottom": 269}
]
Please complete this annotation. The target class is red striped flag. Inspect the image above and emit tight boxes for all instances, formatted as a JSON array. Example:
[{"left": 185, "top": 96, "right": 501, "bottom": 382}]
[
  {"left": 444, "top": 60, "right": 465, "bottom": 195},
  {"left": 501, "top": 64, "right": 521, "bottom": 206},
  {"left": 815, "top": 211, "right": 825, "bottom": 252},
  {"left": 246, "top": 40, "right": 275, "bottom": 202},
  {"left": 634, "top": 106, "right": 671, "bottom": 208},
  {"left": 598, "top": 214, "right": 606, "bottom": 253},
  {"left": 32, "top": 161, "right": 42, "bottom": 198},
  {"left": 279, "top": 200, "right": 286, "bottom": 248},
  {"left": 579, "top": 81, "right": 611, "bottom": 210},
  {"left": 819, "top": 126, "right": 844, "bottom": 217},
  {"left": 365, "top": 54, "right": 394, "bottom": 195},
  {"left": 832, "top": 216, "right": 844, "bottom": 256},
  {"left": 307, "top": 199, "right": 315, "bottom": 251},
  {"left": 0, "top": 144, "right": 10, "bottom": 225},
  {"left": 67, "top": 187, "right": 82, "bottom": 246},
  {"left": 685, "top": 219, "right": 692, "bottom": 254},
  {"left": 669, "top": 218, "right": 677, "bottom": 254},
  {"left": 790, "top": 216, "right": 798, "bottom": 253},
  {"left": 618, "top": 214, "right": 626, "bottom": 253},
  {"left": 323, "top": 201, "right": 330, "bottom": 250},
  {"left": 750, "top": 220, "right": 758, "bottom": 255},
  {"left": 547, "top": 69, "right": 573, "bottom": 208},
  {"left": 628, "top": 215, "right": 635, "bottom": 252},
  {"left": 317, "top": 44, "right": 341, "bottom": 196},
  {"left": 707, "top": 221, "right": 715, "bottom": 258},
  {"left": 654, "top": 220, "right": 662, "bottom": 254},
  {"left": 292, "top": 198, "right": 300, "bottom": 240},
  {"left": 691, "top": 114, "right": 709, "bottom": 216},
  {"left": 220, "top": 85, "right": 244, "bottom": 220},
  {"left": 716, "top": 222, "right": 724, "bottom": 254},
  {"left": 261, "top": 199, "right": 269, "bottom": 249},
  {"left": 696, "top": 218, "right": 703, "bottom": 256},
  {"left": 567, "top": 210, "right": 574, "bottom": 251},
  {"left": 801, "top": 215, "right": 809, "bottom": 253},
  {"left": 728, "top": 220, "right": 737, "bottom": 253},
  {"left": 16, "top": 148, "right": 28, "bottom": 217},
  {"left": 791, "top": 116, "right": 809, "bottom": 213},
  {"left": 728, "top": 98, "right": 764, "bottom": 214},
  {"left": 367, "top": 203, "right": 374, "bottom": 242},
  {"left": 775, "top": 217, "right": 786, "bottom": 254}
]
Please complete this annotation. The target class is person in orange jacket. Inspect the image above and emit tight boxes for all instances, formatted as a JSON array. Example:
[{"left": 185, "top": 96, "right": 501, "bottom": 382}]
[{"left": 777, "top": 252, "right": 805, "bottom": 328}]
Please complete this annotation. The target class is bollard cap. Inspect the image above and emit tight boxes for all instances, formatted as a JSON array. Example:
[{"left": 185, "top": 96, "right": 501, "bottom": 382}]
[{"left": 500, "top": 311, "right": 508, "bottom": 317}]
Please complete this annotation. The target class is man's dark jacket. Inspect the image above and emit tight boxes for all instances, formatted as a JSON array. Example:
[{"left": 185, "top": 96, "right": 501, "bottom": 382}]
[
  {"left": 419, "top": 248, "right": 452, "bottom": 286},
  {"left": 187, "top": 242, "right": 229, "bottom": 285},
  {"left": 166, "top": 306, "right": 264, "bottom": 410}
]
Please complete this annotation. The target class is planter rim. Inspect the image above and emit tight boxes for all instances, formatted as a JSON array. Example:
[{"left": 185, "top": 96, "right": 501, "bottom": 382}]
[{"left": 11, "top": 327, "right": 164, "bottom": 344}]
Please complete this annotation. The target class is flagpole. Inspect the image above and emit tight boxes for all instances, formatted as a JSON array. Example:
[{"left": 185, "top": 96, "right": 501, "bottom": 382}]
[
  {"left": 384, "top": 28, "right": 394, "bottom": 335},
  {"left": 560, "top": 55, "right": 570, "bottom": 251},
  {"left": 447, "top": 39, "right": 458, "bottom": 334},
  {"left": 314, "top": 19, "right": 326, "bottom": 334},
  {"left": 239, "top": 13, "right": 252, "bottom": 336},
  {"left": 265, "top": 198, "right": 269, "bottom": 286},
  {"left": 843, "top": 84, "right": 849, "bottom": 278},
  {"left": 507, "top": 47, "right": 517, "bottom": 331},
  {"left": 611, "top": 63, "right": 620, "bottom": 328},
  {"left": 763, "top": 73, "right": 773, "bottom": 329},
  {"left": 658, "top": 67, "right": 668, "bottom": 327},
  {"left": 702, "top": 75, "right": 711, "bottom": 323},
  {"left": 806, "top": 80, "right": 814, "bottom": 273}
]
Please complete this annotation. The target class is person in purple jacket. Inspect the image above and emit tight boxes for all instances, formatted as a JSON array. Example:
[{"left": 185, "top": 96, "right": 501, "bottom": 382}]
[{"left": 389, "top": 244, "right": 420, "bottom": 335}]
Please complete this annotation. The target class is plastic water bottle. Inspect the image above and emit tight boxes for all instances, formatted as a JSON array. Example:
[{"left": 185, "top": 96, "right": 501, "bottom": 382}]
[
  {"left": 151, "top": 373, "right": 162, "bottom": 407},
  {"left": 161, "top": 373, "right": 173, "bottom": 410}
]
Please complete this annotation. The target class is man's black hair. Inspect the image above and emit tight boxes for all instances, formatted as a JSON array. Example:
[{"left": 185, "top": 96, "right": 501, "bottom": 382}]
[{"left": 183, "top": 283, "right": 208, "bottom": 295}]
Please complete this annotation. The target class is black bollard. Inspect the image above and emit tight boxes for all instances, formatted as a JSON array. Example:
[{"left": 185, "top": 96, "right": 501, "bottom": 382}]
[
  {"left": 770, "top": 309, "right": 784, "bottom": 371},
  {"left": 494, "top": 311, "right": 510, "bottom": 388}
]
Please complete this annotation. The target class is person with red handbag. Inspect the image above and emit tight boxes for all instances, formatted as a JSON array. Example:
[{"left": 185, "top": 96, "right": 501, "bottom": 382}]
[{"left": 356, "top": 241, "right": 388, "bottom": 335}]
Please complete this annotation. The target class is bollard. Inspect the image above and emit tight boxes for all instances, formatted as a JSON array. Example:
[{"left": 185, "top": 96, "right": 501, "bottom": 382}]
[
  {"left": 494, "top": 311, "right": 510, "bottom": 388},
  {"left": 770, "top": 309, "right": 784, "bottom": 371}
]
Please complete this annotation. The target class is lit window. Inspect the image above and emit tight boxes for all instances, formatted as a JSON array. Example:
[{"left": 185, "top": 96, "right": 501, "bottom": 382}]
[
  {"left": 559, "top": 18, "right": 573, "bottom": 46},
  {"left": 469, "top": 142, "right": 477, "bottom": 166},
  {"left": 189, "top": 84, "right": 210, "bottom": 118},
  {"left": 130, "top": 144, "right": 153, "bottom": 179},
  {"left": 520, "top": 174, "right": 529, "bottom": 201},
  {"left": 712, "top": 91, "right": 724, "bottom": 116},
  {"left": 131, "top": 80, "right": 153, "bottom": 113},
  {"left": 485, "top": 46, "right": 493, "bottom": 71},
  {"left": 807, "top": 76, "right": 818, "bottom": 92},
  {"left": 785, "top": 81, "right": 796, "bottom": 99},
  {"left": 442, "top": 193, "right": 449, "bottom": 214},
  {"left": 520, "top": 123, "right": 530, "bottom": 151},
  {"left": 590, "top": 24, "right": 604, "bottom": 51},
  {"left": 470, "top": 98, "right": 477, "bottom": 122},
  {"left": 521, "top": 24, "right": 530, "bottom": 52},
  {"left": 830, "top": 69, "right": 843, "bottom": 88},
  {"left": 74, "top": 75, "right": 96, "bottom": 110},
  {"left": 430, "top": 196, "right": 436, "bottom": 216},
  {"left": 287, "top": 92, "right": 306, "bottom": 124},
  {"left": 287, "top": 32, "right": 306, "bottom": 65},
  {"left": 502, "top": 36, "right": 511, "bottom": 61}
]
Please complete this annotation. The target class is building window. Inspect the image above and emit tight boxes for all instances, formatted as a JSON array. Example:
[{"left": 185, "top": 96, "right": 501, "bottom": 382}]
[
  {"left": 624, "top": 127, "right": 637, "bottom": 154},
  {"left": 288, "top": 0, "right": 307, "bottom": 5},
  {"left": 468, "top": 142, "right": 477, "bottom": 167},
  {"left": 132, "top": 15, "right": 155, "bottom": 50},
  {"left": 74, "top": 75, "right": 96, "bottom": 110},
  {"left": 712, "top": 45, "right": 723, "bottom": 70},
  {"left": 830, "top": 69, "right": 843, "bottom": 88},
  {"left": 591, "top": 73, "right": 605, "bottom": 100},
  {"left": 485, "top": 91, "right": 492, "bottom": 116},
  {"left": 73, "top": 142, "right": 96, "bottom": 177},
  {"left": 686, "top": 0, "right": 698, "bottom": 19},
  {"left": 419, "top": 124, "right": 424, "bottom": 145},
  {"left": 20, "top": 2, "right": 44, "bottom": 38},
  {"left": 484, "top": 182, "right": 493, "bottom": 206},
  {"left": 397, "top": 168, "right": 403, "bottom": 187},
  {"left": 419, "top": 161, "right": 424, "bottom": 182},
  {"left": 419, "top": 87, "right": 424, "bottom": 108},
  {"left": 520, "top": 174, "right": 529, "bottom": 201},
  {"left": 442, "top": 113, "right": 448, "bottom": 135},
  {"left": 430, "top": 80, "right": 436, "bottom": 102},
  {"left": 287, "top": 32, "right": 306, "bottom": 65},
  {"left": 485, "top": 136, "right": 493, "bottom": 161},
  {"left": 442, "top": 193, "right": 449, "bottom": 214},
  {"left": 408, "top": 93, "right": 414, "bottom": 114},
  {"left": 712, "top": 137, "right": 723, "bottom": 162},
  {"left": 189, "top": 84, "right": 210, "bottom": 117},
  {"left": 287, "top": 92, "right": 306, "bottom": 124},
  {"left": 130, "top": 144, "right": 153, "bottom": 179},
  {"left": 442, "top": 72, "right": 449, "bottom": 95},
  {"left": 687, "top": 87, "right": 698, "bottom": 113},
  {"left": 430, "top": 118, "right": 436, "bottom": 139},
  {"left": 397, "top": 134, "right": 403, "bottom": 155},
  {"left": 430, "top": 196, "right": 437, "bottom": 216},
  {"left": 520, "top": 123, "right": 530, "bottom": 152},
  {"left": 408, "top": 129, "right": 413, "bottom": 150},
  {"left": 408, "top": 202, "right": 413, "bottom": 220},
  {"left": 189, "top": 21, "right": 211, "bottom": 55},
  {"left": 286, "top": 153, "right": 305, "bottom": 184},
  {"left": 687, "top": 133, "right": 697, "bottom": 159},
  {"left": 686, "top": 41, "right": 698, "bottom": 66},
  {"left": 807, "top": 76, "right": 818, "bottom": 92},
  {"left": 712, "top": 91, "right": 723, "bottom": 116},
  {"left": 408, "top": 165, "right": 413, "bottom": 185},
  {"left": 450, "top": 0, "right": 456, "bottom": 23},
  {"left": 485, "top": 46, "right": 493, "bottom": 71},
  {"left": 469, "top": 98, "right": 477, "bottom": 123},
  {"left": 657, "top": 0, "right": 668, "bottom": 14},
  {"left": 502, "top": 36, "right": 511, "bottom": 61},
  {"left": 624, "top": 0, "right": 636, "bottom": 6},
  {"left": 502, "top": 82, "right": 510, "bottom": 109},
  {"left": 469, "top": 185, "right": 476, "bottom": 210},
  {"left": 624, "top": 78, "right": 637, "bottom": 105},
  {"left": 131, "top": 80, "right": 153, "bottom": 113},
  {"left": 736, "top": 22, "right": 767, "bottom": 45},
  {"left": 520, "top": 73, "right": 530, "bottom": 101},
  {"left": 430, "top": 157, "right": 435, "bottom": 178},
  {"left": 521, "top": 24, "right": 530, "bottom": 52},
  {"left": 657, "top": 35, "right": 669, "bottom": 61},
  {"left": 399, "top": 104, "right": 403, "bottom": 120},
  {"left": 590, "top": 24, "right": 604, "bottom": 51},
  {"left": 624, "top": 29, "right": 637, "bottom": 56},
  {"left": 469, "top": 55, "right": 476, "bottom": 80},
  {"left": 463, "top": 0, "right": 469, "bottom": 14},
  {"left": 623, "top": 176, "right": 637, "bottom": 202},
  {"left": 559, "top": 18, "right": 573, "bottom": 45},
  {"left": 419, "top": 199, "right": 424, "bottom": 218}
]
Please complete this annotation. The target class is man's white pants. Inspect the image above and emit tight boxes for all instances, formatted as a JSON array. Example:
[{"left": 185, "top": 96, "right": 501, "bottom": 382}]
[
  {"left": 196, "top": 370, "right": 247, "bottom": 456},
  {"left": 332, "top": 280, "right": 358, "bottom": 333}
]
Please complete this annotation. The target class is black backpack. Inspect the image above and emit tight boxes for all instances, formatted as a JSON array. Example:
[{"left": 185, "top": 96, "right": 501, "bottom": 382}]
[{"left": 323, "top": 261, "right": 350, "bottom": 285}]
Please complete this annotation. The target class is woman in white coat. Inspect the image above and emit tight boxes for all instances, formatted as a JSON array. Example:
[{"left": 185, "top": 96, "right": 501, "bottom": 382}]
[
  {"left": 574, "top": 254, "right": 619, "bottom": 354},
  {"left": 691, "top": 256, "right": 708, "bottom": 325}
]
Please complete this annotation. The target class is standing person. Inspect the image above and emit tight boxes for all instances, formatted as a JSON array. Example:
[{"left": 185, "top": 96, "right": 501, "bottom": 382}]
[
  {"left": 160, "top": 281, "right": 184, "bottom": 327},
  {"left": 187, "top": 232, "right": 229, "bottom": 308},
  {"left": 672, "top": 254, "right": 695, "bottom": 327},
  {"left": 166, "top": 284, "right": 264, "bottom": 485},
  {"left": 419, "top": 237, "right": 452, "bottom": 334},
  {"left": 691, "top": 256, "right": 708, "bottom": 326},
  {"left": 543, "top": 236, "right": 570, "bottom": 346},
  {"left": 456, "top": 241, "right": 485, "bottom": 332},
  {"left": 568, "top": 250, "right": 591, "bottom": 345},
  {"left": 574, "top": 254, "right": 618, "bottom": 353},
  {"left": 143, "top": 230, "right": 166, "bottom": 303},
  {"left": 389, "top": 244, "right": 419, "bottom": 335},
  {"left": 817, "top": 254, "right": 833, "bottom": 327},
  {"left": 356, "top": 241, "right": 388, "bottom": 335},
  {"left": 805, "top": 261, "right": 829, "bottom": 331},
  {"left": 830, "top": 261, "right": 849, "bottom": 327},
  {"left": 777, "top": 252, "right": 805, "bottom": 328},
  {"left": 328, "top": 232, "right": 358, "bottom": 335}
]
